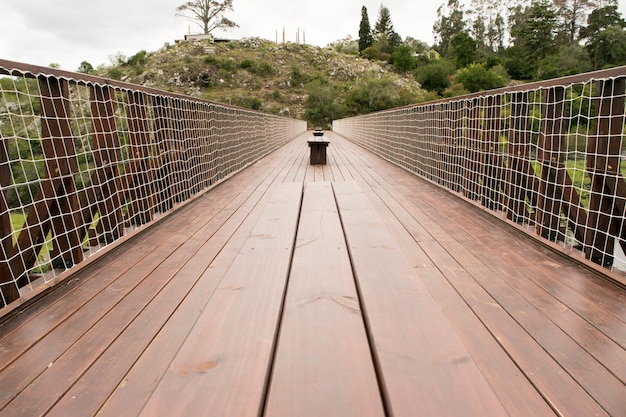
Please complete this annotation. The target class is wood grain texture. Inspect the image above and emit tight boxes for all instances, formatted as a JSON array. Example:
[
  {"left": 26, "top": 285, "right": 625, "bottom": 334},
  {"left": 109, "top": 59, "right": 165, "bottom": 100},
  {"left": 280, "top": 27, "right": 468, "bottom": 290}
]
[
  {"left": 333, "top": 180, "right": 509, "bottom": 417},
  {"left": 265, "top": 182, "right": 384, "bottom": 417},
  {"left": 137, "top": 182, "right": 302, "bottom": 417},
  {"left": 0, "top": 132, "right": 624, "bottom": 416}
]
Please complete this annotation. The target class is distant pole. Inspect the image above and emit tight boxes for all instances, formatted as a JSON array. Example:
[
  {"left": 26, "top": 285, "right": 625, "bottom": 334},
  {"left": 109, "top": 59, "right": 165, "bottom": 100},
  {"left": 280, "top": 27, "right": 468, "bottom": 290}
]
[
  {"left": 303, "top": 30, "right": 306, "bottom": 45},
  {"left": 282, "top": 27, "right": 285, "bottom": 44}
]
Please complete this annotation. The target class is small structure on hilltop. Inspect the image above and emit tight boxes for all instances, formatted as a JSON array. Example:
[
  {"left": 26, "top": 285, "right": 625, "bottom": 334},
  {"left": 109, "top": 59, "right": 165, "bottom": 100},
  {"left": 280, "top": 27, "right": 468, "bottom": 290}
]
[{"left": 184, "top": 33, "right": 214, "bottom": 42}]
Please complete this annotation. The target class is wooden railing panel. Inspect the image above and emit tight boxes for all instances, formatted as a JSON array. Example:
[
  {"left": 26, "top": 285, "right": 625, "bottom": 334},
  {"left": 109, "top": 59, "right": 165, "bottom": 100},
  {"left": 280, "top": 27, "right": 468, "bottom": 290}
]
[
  {"left": 0, "top": 134, "right": 20, "bottom": 304},
  {"left": 0, "top": 59, "right": 306, "bottom": 308},
  {"left": 585, "top": 77, "right": 626, "bottom": 266},
  {"left": 334, "top": 66, "right": 626, "bottom": 275}
]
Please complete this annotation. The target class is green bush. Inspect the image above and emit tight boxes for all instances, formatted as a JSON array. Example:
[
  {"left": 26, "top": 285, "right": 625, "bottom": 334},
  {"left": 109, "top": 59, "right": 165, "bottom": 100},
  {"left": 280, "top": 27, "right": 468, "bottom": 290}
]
[
  {"left": 107, "top": 67, "right": 123, "bottom": 80},
  {"left": 238, "top": 96, "right": 262, "bottom": 110},
  {"left": 304, "top": 79, "right": 345, "bottom": 128},
  {"left": 391, "top": 44, "right": 417, "bottom": 73},
  {"left": 289, "top": 66, "right": 311, "bottom": 87},
  {"left": 345, "top": 75, "right": 418, "bottom": 115},
  {"left": 127, "top": 50, "right": 147, "bottom": 67},
  {"left": 414, "top": 60, "right": 456, "bottom": 95},
  {"left": 455, "top": 63, "right": 506, "bottom": 93},
  {"left": 252, "top": 61, "right": 274, "bottom": 76}
]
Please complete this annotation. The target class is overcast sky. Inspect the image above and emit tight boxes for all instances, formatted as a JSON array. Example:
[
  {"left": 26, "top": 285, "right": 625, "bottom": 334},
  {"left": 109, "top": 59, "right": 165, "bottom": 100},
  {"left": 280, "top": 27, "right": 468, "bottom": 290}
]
[
  {"left": 2, "top": 1, "right": 626, "bottom": 72},
  {"left": 0, "top": 0, "right": 444, "bottom": 71}
]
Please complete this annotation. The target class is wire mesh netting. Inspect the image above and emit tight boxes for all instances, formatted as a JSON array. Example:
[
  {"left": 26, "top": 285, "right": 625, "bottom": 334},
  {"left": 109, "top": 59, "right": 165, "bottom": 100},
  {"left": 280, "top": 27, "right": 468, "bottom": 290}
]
[
  {"left": 0, "top": 62, "right": 306, "bottom": 307},
  {"left": 334, "top": 70, "right": 626, "bottom": 275}
]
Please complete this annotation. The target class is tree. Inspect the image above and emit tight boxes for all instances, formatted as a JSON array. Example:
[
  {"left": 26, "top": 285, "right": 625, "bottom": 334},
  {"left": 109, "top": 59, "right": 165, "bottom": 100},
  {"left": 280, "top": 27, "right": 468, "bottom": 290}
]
[
  {"left": 580, "top": 2, "right": 626, "bottom": 68},
  {"left": 455, "top": 63, "right": 506, "bottom": 92},
  {"left": 433, "top": 0, "right": 466, "bottom": 57},
  {"left": 450, "top": 31, "right": 477, "bottom": 68},
  {"left": 587, "top": 25, "right": 626, "bottom": 69},
  {"left": 176, "top": 0, "right": 238, "bottom": 35},
  {"left": 511, "top": 0, "right": 558, "bottom": 61},
  {"left": 391, "top": 44, "right": 417, "bottom": 73},
  {"left": 358, "top": 6, "right": 374, "bottom": 53},
  {"left": 414, "top": 60, "right": 456, "bottom": 95},
  {"left": 486, "top": 13, "right": 505, "bottom": 52},
  {"left": 345, "top": 75, "right": 417, "bottom": 115},
  {"left": 304, "top": 79, "right": 345, "bottom": 128},
  {"left": 373, "top": 5, "right": 402, "bottom": 51},
  {"left": 554, "top": 0, "right": 596, "bottom": 45},
  {"left": 78, "top": 61, "right": 94, "bottom": 74}
]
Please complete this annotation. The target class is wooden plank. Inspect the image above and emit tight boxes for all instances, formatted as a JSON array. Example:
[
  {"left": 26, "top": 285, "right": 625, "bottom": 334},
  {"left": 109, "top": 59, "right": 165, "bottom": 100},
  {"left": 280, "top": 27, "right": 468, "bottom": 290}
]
[
  {"left": 418, "top": 267, "right": 558, "bottom": 417},
  {"left": 333, "top": 136, "right": 556, "bottom": 416},
  {"left": 536, "top": 87, "right": 588, "bottom": 243},
  {"left": 419, "top": 239, "right": 610, "bottom": 417},
  {"left": 333, "top": 180, "right": 508, "bottom": 417},
  {"left": 0, "top": 265, "right": 180, "bottom": 417},
  {"left": 124, "top": 91, "right": 157, "bottom": 225},
  {"left": 585, "top": 77, "right": 626, "bottom": 266},
  {"left": 356, "top": 134, "right": 624, "bottom": 415},
  {"left": 505, "top": 92, "right": 540, "bottom": 222},
  {"left": 522, "top": 264, "right": 626, "bottom": 348},
  {"left": 0, "top": 152, "right": 283, "bottom": 372},
  {"left": 37, "top": 143, "right": 306, "bottom": 416},
  {"left": 0, "top": 246, "right": 172, "bottom": 411},
  {"left": 71, "top": 141, "right": 303, "bottom": 417},
  {"left": 88, "top": 84, "right": 124, "bottom": 242},
  {"left": 15, "top": 77, "right": 83, "bottom": 273},
  {"left": 265, "top": 182, "right": 385, "bottom": 417},
  {"left": 500, "top": 265, "right": 626, "bottom": 382},
  {"left": 466, "top": 264, "right": 626, "bottom": 417},
  {"left": 135, "top": 182, "right": 301, "bottom": 417}
]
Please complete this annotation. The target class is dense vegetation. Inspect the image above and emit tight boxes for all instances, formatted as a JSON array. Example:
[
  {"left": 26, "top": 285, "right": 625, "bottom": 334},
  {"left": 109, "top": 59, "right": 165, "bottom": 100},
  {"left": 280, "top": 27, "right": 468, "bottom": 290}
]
[
  {"left": 354, "top": 0, "right": 626, "bottom": 97},
  {"left": 83, "top": 39, "right": 430, "bottom": 129},
  {"left": 75, "top": 0, "right": 625, "bottom": 126}
]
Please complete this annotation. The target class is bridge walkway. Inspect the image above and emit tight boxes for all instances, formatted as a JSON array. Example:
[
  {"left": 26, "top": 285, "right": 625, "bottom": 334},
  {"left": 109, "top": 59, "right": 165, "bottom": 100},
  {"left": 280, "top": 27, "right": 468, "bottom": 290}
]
[{"left": 0, "top": 131, "right": 624, "bottom": 417}]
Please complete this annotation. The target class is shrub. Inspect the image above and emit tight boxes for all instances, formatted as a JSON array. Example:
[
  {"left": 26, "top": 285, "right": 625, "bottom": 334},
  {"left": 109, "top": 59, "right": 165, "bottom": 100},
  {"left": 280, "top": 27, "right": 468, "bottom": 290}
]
[
  {"left": 289, "top": 66, "right": 311, "bottom": 87},
  {"left": 107, "top": 67, "right": 123, "bottom": 80},
  {"left": 127, "top": 50, "right": 147, "bottom": 67},
  {"left": 455, "top": 63, "right": 506, "bottom": 93},
  {"left": 414, "top": 60, "right": 456, "bottom": 95},
  {"left": 250, "top": 61, "right": 274, "bottom": 77},
  {"left": 345, "top": 75, "right": 418, "bottom": 115},
  {"left": 304, "top": 79, "right": 345, "bottom": 128},
  {"left": 391, "top": 44, "right": 417, "bottom": 73}
]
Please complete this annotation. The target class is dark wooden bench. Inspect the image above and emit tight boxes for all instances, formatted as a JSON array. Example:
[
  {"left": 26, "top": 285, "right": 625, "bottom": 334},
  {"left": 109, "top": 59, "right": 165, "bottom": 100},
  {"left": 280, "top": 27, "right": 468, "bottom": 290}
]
[{"left": 308, "top": 130, "right": 329, "bottom": 165}]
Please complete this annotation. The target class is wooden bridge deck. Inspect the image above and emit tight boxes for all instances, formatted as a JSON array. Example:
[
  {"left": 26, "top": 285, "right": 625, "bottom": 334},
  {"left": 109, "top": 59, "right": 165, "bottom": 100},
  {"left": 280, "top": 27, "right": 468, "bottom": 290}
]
[{"left": 0, "top": 131, "right": 624, "bottom": 417}]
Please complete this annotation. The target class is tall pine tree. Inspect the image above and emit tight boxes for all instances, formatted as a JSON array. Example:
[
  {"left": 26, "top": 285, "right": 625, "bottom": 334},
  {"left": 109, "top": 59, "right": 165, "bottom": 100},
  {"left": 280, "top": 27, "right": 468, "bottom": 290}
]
[
  {"left": 359, "top": 6, "right": 374, "bottom": 53},
  {"left": 374, "top": 4, "right": 402, "bottom": 52}
]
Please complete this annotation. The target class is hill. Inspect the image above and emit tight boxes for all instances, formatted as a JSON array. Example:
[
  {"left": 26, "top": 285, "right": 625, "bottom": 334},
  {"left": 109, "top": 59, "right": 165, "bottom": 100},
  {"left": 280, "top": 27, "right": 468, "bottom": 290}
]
[{"left": 102, "top": 38, "right": 429, "bottom": 128}]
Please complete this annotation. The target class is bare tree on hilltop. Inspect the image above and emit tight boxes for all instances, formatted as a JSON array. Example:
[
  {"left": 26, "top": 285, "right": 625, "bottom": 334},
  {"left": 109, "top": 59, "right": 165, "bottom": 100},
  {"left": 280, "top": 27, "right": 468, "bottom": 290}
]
[{"left": 176, "top": 0, "right": 239, "bottom": 35}]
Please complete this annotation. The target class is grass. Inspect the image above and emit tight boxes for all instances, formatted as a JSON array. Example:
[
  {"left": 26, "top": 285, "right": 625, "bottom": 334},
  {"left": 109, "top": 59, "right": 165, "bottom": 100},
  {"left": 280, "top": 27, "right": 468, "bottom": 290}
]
[{"left": 10, "top": 212, "right": 53, "bottom": 273}]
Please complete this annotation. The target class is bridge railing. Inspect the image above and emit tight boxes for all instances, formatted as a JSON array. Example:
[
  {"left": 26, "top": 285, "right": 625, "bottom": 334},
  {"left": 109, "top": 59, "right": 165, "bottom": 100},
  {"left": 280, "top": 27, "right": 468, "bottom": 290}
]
[
  {"left": 0, "top": 59, "right": 306, "bottom": 307},
  {"left": 334, "top": 67, "right": 626, "bottom": 277}
]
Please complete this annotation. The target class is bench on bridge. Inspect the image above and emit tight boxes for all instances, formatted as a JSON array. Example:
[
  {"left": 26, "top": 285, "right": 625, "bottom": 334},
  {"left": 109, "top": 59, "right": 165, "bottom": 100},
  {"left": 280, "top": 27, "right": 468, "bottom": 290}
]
[{"left": 307, "top": 128, "right": 329, "bottom": 165}]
